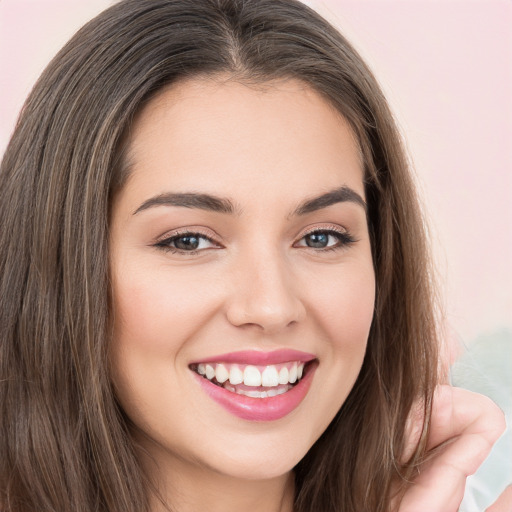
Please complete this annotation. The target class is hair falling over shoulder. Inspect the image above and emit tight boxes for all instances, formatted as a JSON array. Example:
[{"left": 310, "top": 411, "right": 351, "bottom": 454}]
[{"left": 0, "top": 1, "right": 439, "bottom": 510}]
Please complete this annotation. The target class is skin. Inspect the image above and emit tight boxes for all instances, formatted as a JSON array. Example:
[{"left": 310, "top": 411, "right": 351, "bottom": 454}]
[
  {"left": 109, "top": 77, "right": 375, "bottom": 512},
  {"left": 396, "top": 386, "right": 506, "bottom": 512},
  {"left": 109, "top": 76, "right": 507, "bottom": 511}
]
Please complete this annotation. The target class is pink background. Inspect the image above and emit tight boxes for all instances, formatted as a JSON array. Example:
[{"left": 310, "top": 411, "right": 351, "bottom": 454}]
[{"left": 1, "top": 0, "right": 511, "bottom": 346}]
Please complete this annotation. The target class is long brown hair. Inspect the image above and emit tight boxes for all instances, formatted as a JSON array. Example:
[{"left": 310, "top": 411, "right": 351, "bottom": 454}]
[{"left": 0, "top": 1, "right": 439, "bottom": 510}]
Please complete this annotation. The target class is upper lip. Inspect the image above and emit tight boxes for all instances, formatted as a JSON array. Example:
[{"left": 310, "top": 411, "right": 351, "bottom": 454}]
[{"left": 190, "top": 349, "right": 316, "bottom": 366}]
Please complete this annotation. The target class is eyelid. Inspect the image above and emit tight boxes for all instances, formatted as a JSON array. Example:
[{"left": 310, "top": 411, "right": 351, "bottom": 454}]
[
  {"left": 154, "top": 226, "right": 220, "bottom": 245},
  {"left": 293, "top": 223, "right": 356, "bottom": 250},
  {"left": 153, "top": 227, "right": 224, "bottom": 254},
  {"left": 152, "top": 223, "right": 354, "bottom": 254},
  {"left": 296, "top": 223, "right": 350, "bottom": 240}
]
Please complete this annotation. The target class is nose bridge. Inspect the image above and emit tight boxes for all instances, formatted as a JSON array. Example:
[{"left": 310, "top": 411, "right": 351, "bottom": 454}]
[{"left": 225, "top": 243, "right": 305, "bottom": 331}]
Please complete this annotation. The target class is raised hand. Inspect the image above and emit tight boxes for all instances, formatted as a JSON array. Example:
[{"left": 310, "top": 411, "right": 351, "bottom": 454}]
[{"left": 396, "top": 385, "right": 506, "bottom": 512}]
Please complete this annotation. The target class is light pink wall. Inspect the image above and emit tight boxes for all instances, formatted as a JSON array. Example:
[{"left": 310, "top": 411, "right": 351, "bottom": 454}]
[
  {"left": 1, "top": 0, "right": 511, "bottom": 344},
  {"left": 309, "top": 0, "right": 512, "bottom": 344}
]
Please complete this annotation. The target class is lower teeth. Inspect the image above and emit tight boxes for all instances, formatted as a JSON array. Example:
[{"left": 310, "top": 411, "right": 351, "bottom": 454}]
[{"left": 223, "top": 383, "right": 292, "bottom": 398}]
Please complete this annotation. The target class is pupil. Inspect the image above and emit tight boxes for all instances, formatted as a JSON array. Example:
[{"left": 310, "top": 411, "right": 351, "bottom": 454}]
[
  {"left": 175, "top": 236, "right": 199, "bottom": 250},
  {"left": 306, "top": 232, "right": 328, "bottom": 248}
]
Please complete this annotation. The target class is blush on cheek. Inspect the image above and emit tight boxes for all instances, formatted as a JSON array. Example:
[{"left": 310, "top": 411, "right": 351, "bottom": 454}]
[
  {"left": 113, "top": 275, "right": 217, "bottom": 356},
  {"left": 321, "top": 271, "right": 375, "bottom": 345}
]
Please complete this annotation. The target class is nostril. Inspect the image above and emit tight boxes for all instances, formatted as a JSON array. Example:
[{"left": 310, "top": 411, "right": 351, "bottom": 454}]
[
  {"left": 224, "top": 263, "right": 306, "bottom": 331},
  {"left": 225, "top": 297, "right": 306, "bottom": 332}
]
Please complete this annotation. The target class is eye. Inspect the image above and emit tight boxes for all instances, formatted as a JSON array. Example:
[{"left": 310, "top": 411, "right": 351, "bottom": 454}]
[
  {"left": 295, "top": 229, "right": 355, "bottom": 250},
  {"left": 155, "top": 232, "right": 219, "bottom": 253}
]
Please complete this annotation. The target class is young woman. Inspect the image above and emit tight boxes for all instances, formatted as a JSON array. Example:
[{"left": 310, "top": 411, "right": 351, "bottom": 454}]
[{"left": 0, "top": 1, "right": 505, "bottom": 511}]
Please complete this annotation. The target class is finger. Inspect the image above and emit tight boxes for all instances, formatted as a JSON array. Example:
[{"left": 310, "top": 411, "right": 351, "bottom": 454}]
[
  {"left": 398, "top": 432, "right": 496, "bottom": 512},
  {"left": 397, "top": 460, "right": 467, "bottom": 512},
  {"left": 427, "top": 386, "right": 505, "bottom": 470},
  {"left": 403, "top": 385, "right": 505, "bottom": 462},
  {"left": 398, "top": 386, "right": 506, "bottom": 512}
]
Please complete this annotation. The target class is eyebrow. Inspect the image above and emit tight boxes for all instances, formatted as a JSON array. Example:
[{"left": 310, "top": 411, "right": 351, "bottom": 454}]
[
  {"left": 132, "top": 186, "right": 366, "bottom": 216},
  {"left": 133, "top": 192, "right": 237, "bottom": 215},
  {"left": 292, "top": 186, "right": 366, "bottom": 216}
]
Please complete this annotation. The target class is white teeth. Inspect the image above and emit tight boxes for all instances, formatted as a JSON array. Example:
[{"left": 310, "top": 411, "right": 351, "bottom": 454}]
[
  {"left": 215, "top": 363, "right": 229, "bottom": 383},
  {"left": 278, "top": 366, "right": 289, "bottom": 385},
  {"left": 288, "top": 362, "right": 298, "bottom": 384},
  {"left": 224, "top": 383, "right": 292, "bottom": 398},
  {"left": 243, "top": 365, "right": 262, "bottom": 386},
  {"left": 229, "top": 364, "right": 244, "bottom": 385},
  {"left": 205, "top": 364, "right": 215, "bottom": 380},
  {"left": 261, "top": 366, "right": 279, "bottom": 387},
  {"left": 244, "top": 389, "right": 267, "bottom": 398},
  {"left": 194, "top": 360, "right": 310, "bottom": 387}
]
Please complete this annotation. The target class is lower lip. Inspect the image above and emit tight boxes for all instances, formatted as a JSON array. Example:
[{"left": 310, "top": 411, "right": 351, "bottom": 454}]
[{"left": 192, "top": 362, "right": 317, "bottom": 421}]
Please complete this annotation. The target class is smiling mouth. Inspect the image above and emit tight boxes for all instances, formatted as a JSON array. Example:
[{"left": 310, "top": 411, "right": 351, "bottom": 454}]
[{"left": 189, "top": 361, "right": 313, "bottom": 398}]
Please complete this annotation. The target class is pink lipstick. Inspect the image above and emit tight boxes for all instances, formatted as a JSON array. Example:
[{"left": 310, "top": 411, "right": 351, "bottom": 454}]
[
  {"left": 190, "top": 350, "right": 317, "bottom": 421},
  {"left": 190, "top": 348, "right": 316, "bottom": 366}
]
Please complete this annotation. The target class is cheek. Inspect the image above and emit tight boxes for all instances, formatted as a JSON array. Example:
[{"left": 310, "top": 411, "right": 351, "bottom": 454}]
[
  {"left": 311, "top": 260, "right": 375, "bottom": 351},
  {"left": 304, "top": 256, "right": 375, "bottom": 415},
  {"left": 109, "top": 266, "right": 214, "bottom": 434},
  {"left": 111, "top": 263, "right": 221, "bottom": 355},
  {"left": 291, "top": 259, "right": 375, "bottom": 443}
]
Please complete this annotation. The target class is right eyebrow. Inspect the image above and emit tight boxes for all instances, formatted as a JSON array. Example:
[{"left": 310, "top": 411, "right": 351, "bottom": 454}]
[{"left": 132, "top": 192, "right": 238, "bottom": 215}]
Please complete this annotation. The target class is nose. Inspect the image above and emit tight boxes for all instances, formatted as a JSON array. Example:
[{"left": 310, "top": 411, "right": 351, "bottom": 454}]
[{"left": 225, "top": 249, "right": 306, "bottom": 333}]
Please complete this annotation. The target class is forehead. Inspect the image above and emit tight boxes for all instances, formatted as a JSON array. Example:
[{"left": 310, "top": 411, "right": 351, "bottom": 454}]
[{"left": 121, "top": 76, "right": 365, "bottom": 209}]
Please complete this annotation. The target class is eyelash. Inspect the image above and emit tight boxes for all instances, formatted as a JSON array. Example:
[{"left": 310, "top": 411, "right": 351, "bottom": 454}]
[
  {"left": 295, "top": 227, "right": 356, "bottom": 252},
  {"left": 154, "top": 227, "right": 356, "bottom": 255},
  {"left": 154, "top": 229, "right": 219, "bottom": 255}
]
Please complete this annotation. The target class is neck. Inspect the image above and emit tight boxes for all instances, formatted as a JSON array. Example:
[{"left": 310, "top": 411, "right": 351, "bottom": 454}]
[{"left": 141, "top": 448, "right": 295, "bottom": 512}]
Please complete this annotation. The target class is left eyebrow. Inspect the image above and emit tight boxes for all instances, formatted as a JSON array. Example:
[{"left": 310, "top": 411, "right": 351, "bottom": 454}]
[{"left": 292, "top": 186, "right": 367, "bottom": 216}]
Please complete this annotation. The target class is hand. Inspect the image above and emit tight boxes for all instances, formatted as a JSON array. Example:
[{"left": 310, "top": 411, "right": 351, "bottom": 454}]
[{"left": 396, "top": 385, "right": 506, "bottom": 512}]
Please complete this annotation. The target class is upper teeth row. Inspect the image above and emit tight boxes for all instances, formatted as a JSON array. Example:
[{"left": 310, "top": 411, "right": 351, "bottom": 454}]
[{"left": 196, "top": 362, "right": 305, "bottom": 387}]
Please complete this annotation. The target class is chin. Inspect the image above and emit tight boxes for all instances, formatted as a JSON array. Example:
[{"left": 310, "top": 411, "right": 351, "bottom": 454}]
[
  {"left": 210, "top": 454, "right": 299, "bottom": 482},
  {"left": 201, "top": 428, "right": 314, "bottom": 481}
]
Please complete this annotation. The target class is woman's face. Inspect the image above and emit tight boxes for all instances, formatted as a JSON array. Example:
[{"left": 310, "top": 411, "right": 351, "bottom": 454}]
[{"left": 110, "top": 78, "right": 375, "bottom": 481}]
